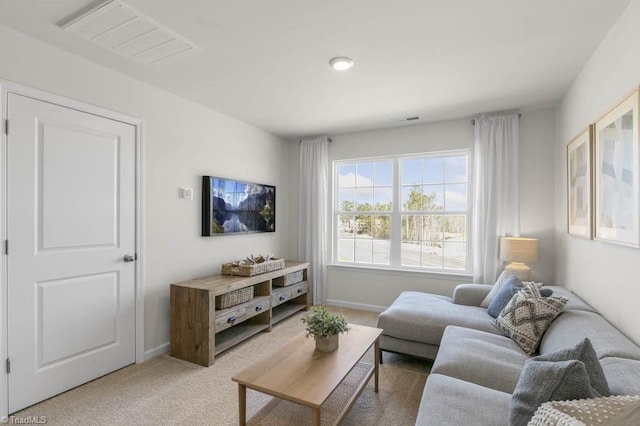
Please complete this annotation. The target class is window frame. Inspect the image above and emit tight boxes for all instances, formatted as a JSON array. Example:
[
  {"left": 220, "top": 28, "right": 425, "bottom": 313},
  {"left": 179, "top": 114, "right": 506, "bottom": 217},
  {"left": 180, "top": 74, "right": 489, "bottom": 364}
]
[{"left": 332, "top": 149, "right": 473, "bottom": 275}]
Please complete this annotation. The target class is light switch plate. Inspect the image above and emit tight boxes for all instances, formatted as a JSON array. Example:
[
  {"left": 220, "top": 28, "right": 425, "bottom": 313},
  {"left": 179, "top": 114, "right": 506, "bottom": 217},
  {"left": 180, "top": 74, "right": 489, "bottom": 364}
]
[{"left": 179, "top": 187, "right": 193, "bottom": 200}]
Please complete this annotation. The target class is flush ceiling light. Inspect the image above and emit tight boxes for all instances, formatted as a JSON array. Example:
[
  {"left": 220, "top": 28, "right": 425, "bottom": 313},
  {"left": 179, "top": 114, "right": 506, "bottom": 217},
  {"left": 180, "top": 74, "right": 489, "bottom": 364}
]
[{"left": 329, "top": 57, "right": 354, "bottom": 71}]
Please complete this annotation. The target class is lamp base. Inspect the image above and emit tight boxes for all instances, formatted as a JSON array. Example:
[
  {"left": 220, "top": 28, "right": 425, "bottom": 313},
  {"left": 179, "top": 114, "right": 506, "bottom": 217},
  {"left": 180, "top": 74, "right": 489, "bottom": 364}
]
[{"left": 504, "top": 263, "right": 531, "bottom": 281}]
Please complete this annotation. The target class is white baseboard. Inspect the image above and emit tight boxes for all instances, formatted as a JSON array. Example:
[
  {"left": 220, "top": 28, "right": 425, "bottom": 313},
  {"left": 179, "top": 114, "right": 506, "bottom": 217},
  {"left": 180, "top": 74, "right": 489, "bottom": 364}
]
[
  {"left": 143, "top": 342, "right": 170, "bottom": 361},
  {"left": 325, "top": 299, "right": 386, "bottom": 313}
]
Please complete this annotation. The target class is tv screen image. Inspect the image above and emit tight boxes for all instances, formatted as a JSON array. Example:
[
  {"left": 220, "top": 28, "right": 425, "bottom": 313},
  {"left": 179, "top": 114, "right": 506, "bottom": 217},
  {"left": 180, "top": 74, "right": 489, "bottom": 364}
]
[{"left": 202, "top": 176, "right": 275, "bottom": 236}]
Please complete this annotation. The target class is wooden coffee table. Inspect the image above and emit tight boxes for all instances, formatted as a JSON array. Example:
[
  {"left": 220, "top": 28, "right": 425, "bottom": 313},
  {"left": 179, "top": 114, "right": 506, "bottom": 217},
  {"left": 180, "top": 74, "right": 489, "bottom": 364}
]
[{"left": 232, "top": 323, "right": 383, "bottom": 426}]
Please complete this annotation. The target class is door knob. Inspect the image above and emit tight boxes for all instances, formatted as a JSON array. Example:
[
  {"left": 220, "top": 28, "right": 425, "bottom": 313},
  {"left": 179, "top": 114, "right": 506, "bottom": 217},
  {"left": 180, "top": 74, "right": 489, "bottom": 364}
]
[{"left": 123, "top": 254, "right": 136, "bottom": 262}]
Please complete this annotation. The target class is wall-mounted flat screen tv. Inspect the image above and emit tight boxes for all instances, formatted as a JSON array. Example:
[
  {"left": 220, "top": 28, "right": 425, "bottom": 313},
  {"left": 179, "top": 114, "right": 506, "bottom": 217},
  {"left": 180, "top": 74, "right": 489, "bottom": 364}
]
[{"left": 202, "top": 176, "right": 275, "bottom": 236}]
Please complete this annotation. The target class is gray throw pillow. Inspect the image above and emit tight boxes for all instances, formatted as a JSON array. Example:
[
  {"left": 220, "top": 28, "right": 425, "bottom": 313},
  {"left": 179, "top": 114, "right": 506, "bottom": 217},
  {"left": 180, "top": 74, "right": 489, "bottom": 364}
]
[
  {"left": 509, "top": 338, "right": 610, "bottom": 425},
  {"left": 535, "top": 337, "right": 610, "bottom": 396},
  {"left": 487, "top": 276, "right": 553, "bottom": 318}
]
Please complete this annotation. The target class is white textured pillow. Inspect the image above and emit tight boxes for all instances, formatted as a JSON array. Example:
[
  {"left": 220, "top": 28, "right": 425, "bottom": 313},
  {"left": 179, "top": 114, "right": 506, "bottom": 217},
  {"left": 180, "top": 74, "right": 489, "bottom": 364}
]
[
  {"left": 529, "top": 395, "right": 640, "bottom": 426},
  {"left": 480, "top": 270, "right": 510, "bottom": 308}
]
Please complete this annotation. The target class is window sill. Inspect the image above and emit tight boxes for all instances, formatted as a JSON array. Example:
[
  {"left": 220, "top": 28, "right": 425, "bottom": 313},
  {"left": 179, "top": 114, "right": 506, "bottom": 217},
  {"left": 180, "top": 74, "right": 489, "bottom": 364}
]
[{"left": 327, "top": 263, "right": 473, "bottom": 281}]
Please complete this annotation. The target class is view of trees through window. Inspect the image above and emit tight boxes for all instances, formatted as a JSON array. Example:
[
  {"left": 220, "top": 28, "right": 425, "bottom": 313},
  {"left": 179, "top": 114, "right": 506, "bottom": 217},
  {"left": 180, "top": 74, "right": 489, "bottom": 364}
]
[
  {"left": 337, "top": 161, "right": 393, "bottom": 265},
  {"left": 335, "top": 152, "right": 469, "bottom": 272}
]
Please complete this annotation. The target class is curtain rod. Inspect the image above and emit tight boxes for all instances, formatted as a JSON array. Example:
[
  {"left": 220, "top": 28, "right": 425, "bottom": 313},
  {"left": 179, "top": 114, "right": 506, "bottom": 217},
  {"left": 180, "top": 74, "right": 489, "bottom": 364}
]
[
  {"left": 299, "top": 137, "right": 333, "bottom": 143},
  {"left": 471, "top": 113, "right": 522, "bottom": 125}
]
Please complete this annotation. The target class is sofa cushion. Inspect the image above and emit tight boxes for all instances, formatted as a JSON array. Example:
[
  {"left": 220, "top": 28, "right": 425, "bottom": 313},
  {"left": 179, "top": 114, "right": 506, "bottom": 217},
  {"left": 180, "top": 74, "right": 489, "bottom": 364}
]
[
  {"left": 487, "top": 276, "right": 553, "bottom": 318},
  {"left": 487, "top": 275, "right": 522, "bottom": 317},
  {"left": 510, "top": 358, "right": 604, "bottom": 425},
  {"left": 415, "top": 373, "right": 510, "bottom": 426},
  {"left": 533, "top": 337, "right": 609, "bottom": 396},
  {"left": 600, "top": 357, "right": 640, "bottom": 395},
  {"left": 377, "top": 291, "right": 498, "bottom": 347},
  {"left": 539, "top": 309, "right": 640, "bottom": 360},
  {"left": 493, "top": 283, "right": 568, "bottom": 355},
  {"left": 480, "top": 270, "right": 511, "bottom": 308},
  {"left": 543, "top": 286, "right": 595, "bottom": 312},
  {"left": 431, "top": 326, "right": 529, "bottom": 394}
]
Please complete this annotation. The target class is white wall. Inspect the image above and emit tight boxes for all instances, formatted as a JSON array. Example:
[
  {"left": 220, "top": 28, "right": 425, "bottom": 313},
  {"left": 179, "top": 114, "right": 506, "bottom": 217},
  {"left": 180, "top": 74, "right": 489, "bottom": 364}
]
[
  {"left": 556, "top": 0, "right": 640, "bottom": 345},
  {"left": 0, "top": 25, "right": 296, "bottom": 355},
  {"left": 326, "top": 110, "right": 556, "bottom": 310}
]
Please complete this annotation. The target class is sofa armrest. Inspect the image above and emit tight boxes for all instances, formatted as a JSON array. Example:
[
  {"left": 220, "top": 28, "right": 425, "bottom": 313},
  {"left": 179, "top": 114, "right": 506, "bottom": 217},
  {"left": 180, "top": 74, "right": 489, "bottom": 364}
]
[{"left": 453, "top": 284, "right": 493, "bottom": 306}]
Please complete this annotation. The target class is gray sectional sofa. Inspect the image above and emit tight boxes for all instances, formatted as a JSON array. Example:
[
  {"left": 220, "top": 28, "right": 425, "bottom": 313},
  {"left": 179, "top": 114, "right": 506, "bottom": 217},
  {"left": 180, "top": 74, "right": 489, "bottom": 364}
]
[{"left": 376, "top": 284, "right": 640, "bottom": 425}]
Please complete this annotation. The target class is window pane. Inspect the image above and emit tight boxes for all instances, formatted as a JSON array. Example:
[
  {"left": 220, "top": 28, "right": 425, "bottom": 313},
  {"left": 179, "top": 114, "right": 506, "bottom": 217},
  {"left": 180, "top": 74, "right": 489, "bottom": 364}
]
[
  {"left": 338, "top": 189, "right": 355, "bottom": 212},
  {"left": 401, "top": 215, "right": 421, "bottom": 241},
  {"left": 401, "top": 240, "right": 420, "bottom": 266},
  {"left": 372, "top": 240, "right": 391, "bottom": 265},
  {"left": 354, "top": 214, "right": 372, "bottom": 238},
  {"left": 444, "top": 242, "right": 466, "bottom": 270},
  {"left": 356, "top": 163, "right": 374, "bottom": 187},
  {"left": 355, "top": 188, "right": 374, "bottom": 210},
  {"left": 373, "top": 215, "right": 391, "bottom": 240},
  {"left": 422, "top": 242, "right": 443, "bottom": 268},
  {"left": 355, "top": 239, "right": 373, "bottom": 263},
  {"left": 338, "top": 164, "right": 356, "bottom": 188},
  {"left": 422, "top": 215, "right": 443, "bottom": 241},
  {"left": 401, "top": 159, "right": 422, "bottom": 185},
  {"left": 335, "top": 152, "right": 469, "bottom": 272},
  {"left": 423, "top": 184, "right": 444, "bottom": 211},
  {"left": 423, "top": 157, "right": 444, "bottom": 184},
  {"left": 374, "top": 161, "right": 393, "bottom": 186},
  {"left": 445, "top": 215, "right": 466, "bottom": 241},
  {"left": 338, "top": 239, "right": 354, "bottom": 262},
  {"left": 402, "top": 185, "right": 422, "bottom": 211},
  {"left": 445, "top": 156, "right": 467, "bottom": 183},
  {"left": 374, "top": 187, "right": 392, "bottom": 211},
  {"left": 338, "top": 215, "right": 355, "bottom": 237},
  {"left": 445, "top": 184, "right": 467, "bottom": 211}
]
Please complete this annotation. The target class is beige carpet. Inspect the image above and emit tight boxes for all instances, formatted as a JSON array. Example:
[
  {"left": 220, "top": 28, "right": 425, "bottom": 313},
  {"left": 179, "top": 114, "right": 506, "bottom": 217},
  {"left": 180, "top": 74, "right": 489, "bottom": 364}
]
[{"left": 14, "top": 307, "right": 431, "bottom": 425}]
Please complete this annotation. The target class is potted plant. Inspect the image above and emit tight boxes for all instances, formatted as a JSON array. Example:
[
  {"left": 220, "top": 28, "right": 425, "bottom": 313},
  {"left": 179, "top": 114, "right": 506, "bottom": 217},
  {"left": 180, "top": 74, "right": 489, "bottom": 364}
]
[{"left": 301, "top": 305, "right": 350, "bottom": 352}]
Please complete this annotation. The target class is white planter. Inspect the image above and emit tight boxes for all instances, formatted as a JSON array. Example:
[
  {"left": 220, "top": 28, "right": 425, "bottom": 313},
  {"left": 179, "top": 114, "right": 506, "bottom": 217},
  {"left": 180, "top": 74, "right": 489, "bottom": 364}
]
[{"left": 315, "top": 334, "right": 339, "bottom": 352}]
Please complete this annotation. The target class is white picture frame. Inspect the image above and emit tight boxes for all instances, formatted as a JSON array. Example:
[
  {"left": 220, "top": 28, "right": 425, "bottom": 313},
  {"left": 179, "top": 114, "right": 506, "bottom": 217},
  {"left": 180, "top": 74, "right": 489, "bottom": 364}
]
[
  {"left": 567, "top": 126, "right": 593, "bottom": 239},
  {"left": 594, "top": 88, "right": 640, "bottom": 248}
]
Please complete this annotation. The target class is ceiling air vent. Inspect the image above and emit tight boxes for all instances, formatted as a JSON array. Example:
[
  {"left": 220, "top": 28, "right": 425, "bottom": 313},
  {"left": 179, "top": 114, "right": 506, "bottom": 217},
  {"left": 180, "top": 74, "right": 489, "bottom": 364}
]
[{"left": 61, "top": 0, "right": 199, "bottom": 66}]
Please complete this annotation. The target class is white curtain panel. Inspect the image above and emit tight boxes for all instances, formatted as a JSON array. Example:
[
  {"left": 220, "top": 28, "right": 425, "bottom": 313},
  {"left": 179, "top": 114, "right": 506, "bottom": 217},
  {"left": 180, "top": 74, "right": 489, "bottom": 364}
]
[
  {"left": 298, "top": 136, "right": 329, "bottom": 304},
  {"left": 472, "top": 114, "right": 520, "bottom": 283}
]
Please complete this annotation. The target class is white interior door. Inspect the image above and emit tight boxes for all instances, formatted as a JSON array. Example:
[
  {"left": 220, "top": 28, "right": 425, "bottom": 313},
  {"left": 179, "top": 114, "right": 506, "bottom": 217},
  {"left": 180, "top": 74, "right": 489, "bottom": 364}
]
[{"left": 6, "top": 94, "right": 136, "bottom": 413}]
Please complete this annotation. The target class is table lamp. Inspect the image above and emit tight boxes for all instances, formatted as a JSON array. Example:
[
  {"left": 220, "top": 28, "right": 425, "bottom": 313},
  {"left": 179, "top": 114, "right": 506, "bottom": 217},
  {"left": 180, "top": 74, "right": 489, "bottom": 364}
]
[{"left": 499, "top": 237, "right": 538, "bottom": 281}]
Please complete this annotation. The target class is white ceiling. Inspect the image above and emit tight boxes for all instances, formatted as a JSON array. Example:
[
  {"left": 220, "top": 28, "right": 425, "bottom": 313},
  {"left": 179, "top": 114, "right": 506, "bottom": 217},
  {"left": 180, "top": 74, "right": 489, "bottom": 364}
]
[{"left": 0, "top": 0, "right": 632, "bottom": 139}]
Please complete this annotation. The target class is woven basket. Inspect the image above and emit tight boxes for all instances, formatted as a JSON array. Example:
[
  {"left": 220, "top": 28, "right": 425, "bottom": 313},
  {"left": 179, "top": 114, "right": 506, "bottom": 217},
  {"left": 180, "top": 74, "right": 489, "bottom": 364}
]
[
  {"left": 273, "top": 270, "right": 303, "bottom": 287},
  {"left": 216, "top": 286, "right": 254, "bottom": 309},
  {"left": 221, "top": 258, "right": 285, "bottom": 276}
]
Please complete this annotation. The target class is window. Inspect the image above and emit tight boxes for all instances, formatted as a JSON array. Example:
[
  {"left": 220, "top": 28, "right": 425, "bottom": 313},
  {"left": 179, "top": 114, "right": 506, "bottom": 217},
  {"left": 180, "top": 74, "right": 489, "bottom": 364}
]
[
  {"left": 336, "top": 161, "right": 393, "bottom": 265},
  {"left": 334, "top": 151, "right": 470, "bottom": 273}
]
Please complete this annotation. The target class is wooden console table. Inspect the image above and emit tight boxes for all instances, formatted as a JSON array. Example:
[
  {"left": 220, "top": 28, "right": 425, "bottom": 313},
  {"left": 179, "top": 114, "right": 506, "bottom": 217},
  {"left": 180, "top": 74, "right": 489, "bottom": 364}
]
[{"left": 170, "top": 260, "right": 310, "bottom": 366}]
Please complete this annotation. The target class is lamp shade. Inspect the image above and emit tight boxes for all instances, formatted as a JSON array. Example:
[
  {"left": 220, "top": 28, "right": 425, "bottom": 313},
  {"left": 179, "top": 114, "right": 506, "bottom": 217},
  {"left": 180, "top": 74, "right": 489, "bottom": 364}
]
[{"left": 499, "top": 237, "right": 538, "bottom": 263}]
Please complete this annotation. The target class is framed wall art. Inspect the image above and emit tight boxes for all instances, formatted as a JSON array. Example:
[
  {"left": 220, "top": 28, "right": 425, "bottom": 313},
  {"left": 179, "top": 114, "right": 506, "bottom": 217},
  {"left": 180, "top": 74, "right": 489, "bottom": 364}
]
[
  {"left": 567, "top": 126, "right": 593, "bottom": 238},
  {"left": 594, "top": 88, "right": 640, "bottom": 248}
]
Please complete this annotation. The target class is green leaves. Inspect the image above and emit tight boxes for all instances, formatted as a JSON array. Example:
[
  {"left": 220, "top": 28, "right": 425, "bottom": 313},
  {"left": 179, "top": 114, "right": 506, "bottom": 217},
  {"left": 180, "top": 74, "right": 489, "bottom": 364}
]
[{"left": 301, "top": 306, "right": 349, "bottom": 338}]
